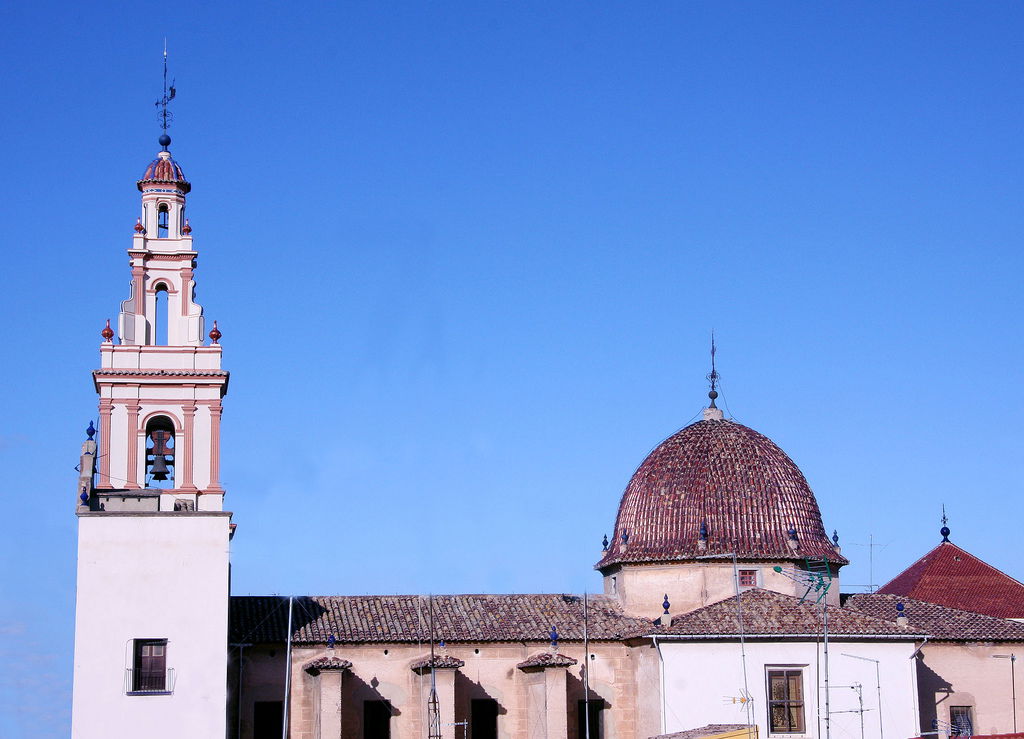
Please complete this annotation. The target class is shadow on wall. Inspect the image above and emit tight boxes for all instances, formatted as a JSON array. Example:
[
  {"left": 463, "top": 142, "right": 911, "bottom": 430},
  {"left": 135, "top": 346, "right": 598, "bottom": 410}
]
[{"left": 916, "top": 652, "right": 953, "bottom": 734}]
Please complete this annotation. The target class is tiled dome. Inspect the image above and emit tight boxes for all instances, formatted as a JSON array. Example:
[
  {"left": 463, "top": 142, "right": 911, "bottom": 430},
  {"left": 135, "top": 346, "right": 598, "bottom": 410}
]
[
  {"left": 137, "top": 151, "right": 190, "bottom": 193},
  {"left": 597, "top": 417, "right": 845, "bottom": 570}
]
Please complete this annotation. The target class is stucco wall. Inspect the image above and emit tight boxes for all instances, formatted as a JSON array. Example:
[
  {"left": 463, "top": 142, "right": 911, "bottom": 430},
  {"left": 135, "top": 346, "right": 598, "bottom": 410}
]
[
  {"left": 71, "top": 512, "right": 232, "bottom": 739},
  {"left": 234, "top": 640, "right": 660, "bottom": 739},
  {"left": 658, "top": 638, "right": 918, "bottom": 739},
  {"left": 916, "top": 642, "right": 1024, "bottom": 735}
]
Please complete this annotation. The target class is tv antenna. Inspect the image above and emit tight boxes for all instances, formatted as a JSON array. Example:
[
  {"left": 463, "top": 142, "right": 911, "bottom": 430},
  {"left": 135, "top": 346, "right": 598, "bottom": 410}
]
[{"left": 773, "top": 558, "right": 835, "bottom": 739}]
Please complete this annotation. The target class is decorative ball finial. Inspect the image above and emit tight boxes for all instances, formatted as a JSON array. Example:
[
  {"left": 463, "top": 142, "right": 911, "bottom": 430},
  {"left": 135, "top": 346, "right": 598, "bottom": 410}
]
[
  {"left": 601, "top": 533, "right": 609, "bottom": 551},
  {"left": 134, "top": 217, "right": 145, "bottom": 234},
  {"left": 662, "top": 594, "right": 671, "bottom": 615},
  {"left": 832, "top": 529, "right": 840, "bottom": 546},
  {"left": 86, "top": 421, "right": 96, "bottom": 440},
  {"left": 549, "top": 625, "right": 558, "bottom": 652},
  {"left": 159, "top": 133, "right": 171, "bottom": 150},
  {"left": 699, "top": 520, "right": 709, "bottom": 541},
  {"left": 940, "top": 526, "right": 951, "bottom": 543},
  {"left": 788, "top": 527, "right": 798, "bottom": 541},
  {"left": 895, "top": 602, "right": 905, "bottom": 614},
  {"left": 209, "top": 320, "right": 221, "bottom": 344},
  {"left": 79, "top": 490, "right": 89, "bottom": 504},
  {"left": 620, "top": 531, "right": 629, "bottom": 547},
  {"left": 182, "top": 218, "right": 192, "bottom": 235},
  {"left": 327, "top": 634, "right": 336, "bottom": 649},
  {"left": 101, "top": 319, "right": 114, "bottom": 342}
]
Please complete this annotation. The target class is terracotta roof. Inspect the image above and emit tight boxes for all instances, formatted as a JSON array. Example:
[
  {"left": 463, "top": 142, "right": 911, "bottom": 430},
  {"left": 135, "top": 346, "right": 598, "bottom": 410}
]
[
  {"left": 661, "top": 589, "right": 917, "bottom": 638},
  {"left": 845, "top": 593, "right": 1024, "bottom": 642},
  {"left": 516, "top": 652, "right": 578, "bottom": 670},
  {"left": 877, "top": 541, "right": 1024, "bottom": 619},
  {"left": 138, "top": 152, "right": 190, "bottom": 193},
  {"left": 230, "top": 594, "right": 651, "bottom": 645},
  {"left": 598, "top": 418, "right": 846, "bottom": 570},
  {"left": 303, "top": 656, "right": 352, "bottom": 674},
  {"left": 410, "top": 655, "right": 465, "bottom": 672},
  {"left": 652, "top": 727, "right": 752, "bottom": 739}
]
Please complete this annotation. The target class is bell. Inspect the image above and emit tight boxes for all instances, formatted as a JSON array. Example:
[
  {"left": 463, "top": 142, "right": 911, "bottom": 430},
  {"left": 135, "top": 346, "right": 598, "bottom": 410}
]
[{"left": 149, "top": 455, "right": 170, "bottom": 481}]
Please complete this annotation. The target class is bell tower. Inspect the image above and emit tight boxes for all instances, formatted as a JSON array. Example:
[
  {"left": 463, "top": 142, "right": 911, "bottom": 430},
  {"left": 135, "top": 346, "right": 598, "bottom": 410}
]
[
  {"left": 92, "top": 133, "right": 228, "bottom": 511},
  {"left": 71, "top": 72, "right": 232, "bottom": 736}
]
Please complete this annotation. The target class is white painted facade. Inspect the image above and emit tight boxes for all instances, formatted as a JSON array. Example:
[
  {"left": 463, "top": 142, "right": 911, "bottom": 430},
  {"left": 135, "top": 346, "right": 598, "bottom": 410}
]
[
  {"left": 656, "top": 638, "right": 919, "bottom": 739},
  {"left": 71, "top": 513, "right": 231, "bottom": 738},
  {"left": 72, "top": 144, "right": 232, "bottom": 738}
]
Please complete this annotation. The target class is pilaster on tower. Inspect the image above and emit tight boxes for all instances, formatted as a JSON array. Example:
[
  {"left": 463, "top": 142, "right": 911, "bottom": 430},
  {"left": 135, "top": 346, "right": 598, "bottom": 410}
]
[{"left": 91, "top": 137, "right": 229, "bottom": 512}]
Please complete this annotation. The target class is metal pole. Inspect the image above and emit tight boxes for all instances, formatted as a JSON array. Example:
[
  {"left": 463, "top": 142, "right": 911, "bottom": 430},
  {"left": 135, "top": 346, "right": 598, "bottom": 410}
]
[
  {"left": 823, "top": 600, "right": 831, "bottom": 739},
  {"left": 282, "top": 596, "right": 294, "bottom": 739},
  {"left": 856, "top": 683, "right": 865, "bottom": 739},
  {"left": 1012, "top": 654, "right": 1018, "bottom": 733},
  {"left": 876, "top": 660, "right": 883, "bottom": 739}
]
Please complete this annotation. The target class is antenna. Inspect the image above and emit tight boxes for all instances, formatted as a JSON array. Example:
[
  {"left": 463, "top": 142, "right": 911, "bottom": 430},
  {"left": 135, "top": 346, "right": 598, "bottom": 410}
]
[{"left": 155, "top": 40, "right": 177, "bottom": 149}]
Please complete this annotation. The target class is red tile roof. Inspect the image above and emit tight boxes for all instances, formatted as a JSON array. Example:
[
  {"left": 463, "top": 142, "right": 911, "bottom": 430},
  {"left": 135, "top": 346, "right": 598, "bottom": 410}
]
[
  {"left": 652, "top": 727, "right": 752, "bottom": 739},
  {"left": 597, "top": 419, "right": 846, "bottom": 570},
  {"left": 410, "top": 655, "right": 465, "bottom": 672},
  {"left": 877, "top": 541, "right": 1024, "bottom": 619},
  {"left": 230, "top": 594, "right": 652, "bottom": 645},
  {"left": 303, "top": 656, "right": 352, "bottom": 674},
  {"left": 845, "top": 593, "right": 1024, "bottom": 641},
  {"left": 138, "top": 153, "right": 190, "bottom": 193},
  {"left": 516, "top": 652, "right": 578, "bottom": 670},
  {"left": 661, "top": 589, "right": 918, "bottom": 638}
]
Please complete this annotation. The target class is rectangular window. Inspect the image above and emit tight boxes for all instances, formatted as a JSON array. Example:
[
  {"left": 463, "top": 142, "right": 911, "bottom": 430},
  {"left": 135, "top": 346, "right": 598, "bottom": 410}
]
[
  {"left": 767, "top": 669, "right": 805, "bottom": 733},
  {"left": 577, "top": 699, "right": 603, "bottom": 739},
  {"left": 950, "top": 706, "right": 973, "bottom": 735},
  {"left": 132, "top": 639, "right": 167, "bottom": 692},
  {"left": 253, "top": 701, "right": 284, "bottom": 739},
  {"left": 364, "top": 700, "right": 392, "bottom": 739},
  {"left": 471, "top": 698, "right": 499, "bottom": 739},
  {"left": 738, "top": 569, "right": 758, "bottom": 587}
]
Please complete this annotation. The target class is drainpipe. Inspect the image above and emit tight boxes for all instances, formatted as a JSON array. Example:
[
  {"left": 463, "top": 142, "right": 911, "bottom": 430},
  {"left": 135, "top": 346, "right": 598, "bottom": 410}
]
[{"left": 653, "top": 635, "right": 667, "bottom": 735}]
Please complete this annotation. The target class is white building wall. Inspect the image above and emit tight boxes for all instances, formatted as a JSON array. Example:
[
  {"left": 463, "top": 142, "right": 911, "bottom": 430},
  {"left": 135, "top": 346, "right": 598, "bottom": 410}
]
[
  {"left": 71, "top": 512, "right": 231, "bottom": 739},
  {"left": 658, "top": 638, "right": 918, "bottom": 739}
]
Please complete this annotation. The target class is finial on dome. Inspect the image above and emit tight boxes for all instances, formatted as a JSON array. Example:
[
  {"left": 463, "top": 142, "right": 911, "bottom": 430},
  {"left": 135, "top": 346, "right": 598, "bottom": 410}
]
[
  {"left": 941, "top": 504, "right": 950, "bottom": 542},
  {"left": 702, "top": 332, "right": 725, "bottom": 421},
  {"left": 209, "top": 320, "right": 221, "bottom": 344},
  {"left": 101, "top": 319, "right": 114, "bottom": 342},
  {"left": 832, "top": 529, "right": 839, "bottom": 546},
  {"left": 155, "top": 41, "right": 176, "bottom": 148},
  {"left": 182, "top": 218, "right": 192, "bottom": 235},
  {"left": 601, "top": 534, "right": 609, "bottom": 551}
]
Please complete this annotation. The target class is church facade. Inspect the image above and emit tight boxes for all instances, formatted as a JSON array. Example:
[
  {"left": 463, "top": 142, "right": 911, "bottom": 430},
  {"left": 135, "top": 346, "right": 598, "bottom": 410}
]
[{"left": 70, "top": 136, "right": 1024, "bottom": 739}]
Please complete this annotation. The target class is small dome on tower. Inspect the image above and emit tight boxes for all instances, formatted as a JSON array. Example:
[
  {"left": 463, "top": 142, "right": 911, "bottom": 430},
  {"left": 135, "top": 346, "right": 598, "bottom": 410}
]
[
  {"left": 597, "top": 418, "right": 846, "bottom": 570},
  {"left": 138, "top": 150, "right": 190, "bottom": 193}
]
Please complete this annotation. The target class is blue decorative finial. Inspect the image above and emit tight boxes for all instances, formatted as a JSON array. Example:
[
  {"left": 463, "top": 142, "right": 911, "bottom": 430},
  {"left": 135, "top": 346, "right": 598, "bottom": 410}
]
[
  {"left": 940, "top": 504, "right": 950, "bottom": 542},
  {"left": 79, "top": 489, "right": 89, "bottom": 504},
  {"left": 662, "top": 594, "right": 671, "bottom": 615},
  {"left": 602, "top": 533, "right": 609, "bottom": 551},
  {"left": 895, "top": 602, "right": 905, "bottom": 614},
  {"left": 327, "top": 634, "right": 335, "bottom": 649},
  {"left": 699, "top": 521, "right": 709, "bottom": 541},
  {"left": 86, "top": 421, "right": 96, "bottom": 440},
  {"left": 549, "top": 625, "right": 558, "bottom": 652},
  {"left": 832, "top": 529, "right": 839, "bottom": 546},
  {"left": 621, "top": 531, "right": 629, "bottom": 546},
  {"left": 788, "top": 527, "right": 798, "bottom": 541}
]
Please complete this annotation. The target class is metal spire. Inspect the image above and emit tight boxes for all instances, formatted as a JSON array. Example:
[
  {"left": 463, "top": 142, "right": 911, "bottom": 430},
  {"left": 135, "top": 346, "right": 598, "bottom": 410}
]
[
  {"left": 941, "top": 504, "right": 951, "bottom": 542},
  {"left": 707, "top": 331, "right": 720, "bottom": 408},
  {"left": 155, "top": 40, "right": 177, "bottom": 150}
]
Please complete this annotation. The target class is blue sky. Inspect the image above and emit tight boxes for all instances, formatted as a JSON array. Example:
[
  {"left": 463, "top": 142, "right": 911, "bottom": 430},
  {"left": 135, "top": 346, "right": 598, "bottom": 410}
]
[{"left": 2, "top": 2, "right": 1023, "bottom": 735}]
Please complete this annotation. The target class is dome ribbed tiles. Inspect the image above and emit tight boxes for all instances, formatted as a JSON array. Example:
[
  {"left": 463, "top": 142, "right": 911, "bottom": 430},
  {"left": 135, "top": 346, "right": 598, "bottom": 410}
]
[
  {"left": 138, "top": 154, "right": 190, "bottom": 193},
  {"left": 597, "top": 418, "right": 845, "bottom": 569}
]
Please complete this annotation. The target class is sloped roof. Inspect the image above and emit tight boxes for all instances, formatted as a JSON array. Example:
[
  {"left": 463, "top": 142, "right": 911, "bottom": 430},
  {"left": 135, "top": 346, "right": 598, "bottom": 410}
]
[
  {"left": 516, "top": 652, "right": 578, "bottom": 670},
  {"left": 230, "top": 594, "right": 651, "bottom": 645},
  {"left": 410, "top": 655, "right": 465, "bottom": 672},
  {"left": 845, "top": 593, "right": 1024, "bottom": 642},
  {"left": 303, "top": 656, "right": 352, "bottom": 674},
  {"left": 660, "top": 589, "right": 918, "bottom": 639},
  {"left": 878, "top": 541, "right": 1024, "bottom": 619},
  {"left": 598, "top": 418, "right": 846, "bottom": 571},
  {"left": 138, "top": 152, "right": 190, "bottom": 193}
]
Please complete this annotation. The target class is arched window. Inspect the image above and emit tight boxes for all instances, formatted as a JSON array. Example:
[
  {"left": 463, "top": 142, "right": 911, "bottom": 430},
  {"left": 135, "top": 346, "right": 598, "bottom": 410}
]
[
  {"left": 157, "top": 204, "right": 169, "bottom": 238},
  {"left": 144, "top": 416, "right": 175, "bottom": 489},
  {"left": 153, "top": 284, "right": 168, "bottom": 345}
]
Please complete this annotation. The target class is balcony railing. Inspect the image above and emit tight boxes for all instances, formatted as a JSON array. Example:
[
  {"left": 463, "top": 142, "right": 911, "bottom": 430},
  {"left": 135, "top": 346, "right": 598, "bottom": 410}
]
[{"left": 124, "top": 667, "right": 175, "bottom": 695}]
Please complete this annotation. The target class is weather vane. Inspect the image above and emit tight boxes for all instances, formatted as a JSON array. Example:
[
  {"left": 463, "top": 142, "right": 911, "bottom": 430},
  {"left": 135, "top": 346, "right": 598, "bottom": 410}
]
[
  {"left": 155, "top": 40, "right": 177, "bottom": 144},
  {"left": 707, "top": 331, "right": 720, "bottom": 406}
]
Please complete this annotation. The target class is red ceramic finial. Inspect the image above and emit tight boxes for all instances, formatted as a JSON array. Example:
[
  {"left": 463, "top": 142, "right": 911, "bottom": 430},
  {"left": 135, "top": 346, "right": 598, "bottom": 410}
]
[
  {"left": 209, "top": 321, "right": 221, "bottom": 344},
  {"left": 101, "top": 319, "right": 114, "bottom": 342},
  {"left": 182, "top": 219, "right": 192, "bottom": 235},
  {"left": 134, "top": 218, "right": 145, "bottom": 234}
]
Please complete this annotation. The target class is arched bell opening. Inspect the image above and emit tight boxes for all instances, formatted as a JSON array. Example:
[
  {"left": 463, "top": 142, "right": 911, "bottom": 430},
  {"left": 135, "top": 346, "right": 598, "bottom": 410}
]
[
  {"left": 152, "top": 283, "right": 169, "bottom": 345},
  {"left": 157, "top": 203, "right": 170, "bottom": 238},
  {"left": 144, "top": 415, "right": 176, "bottom": 489}
]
